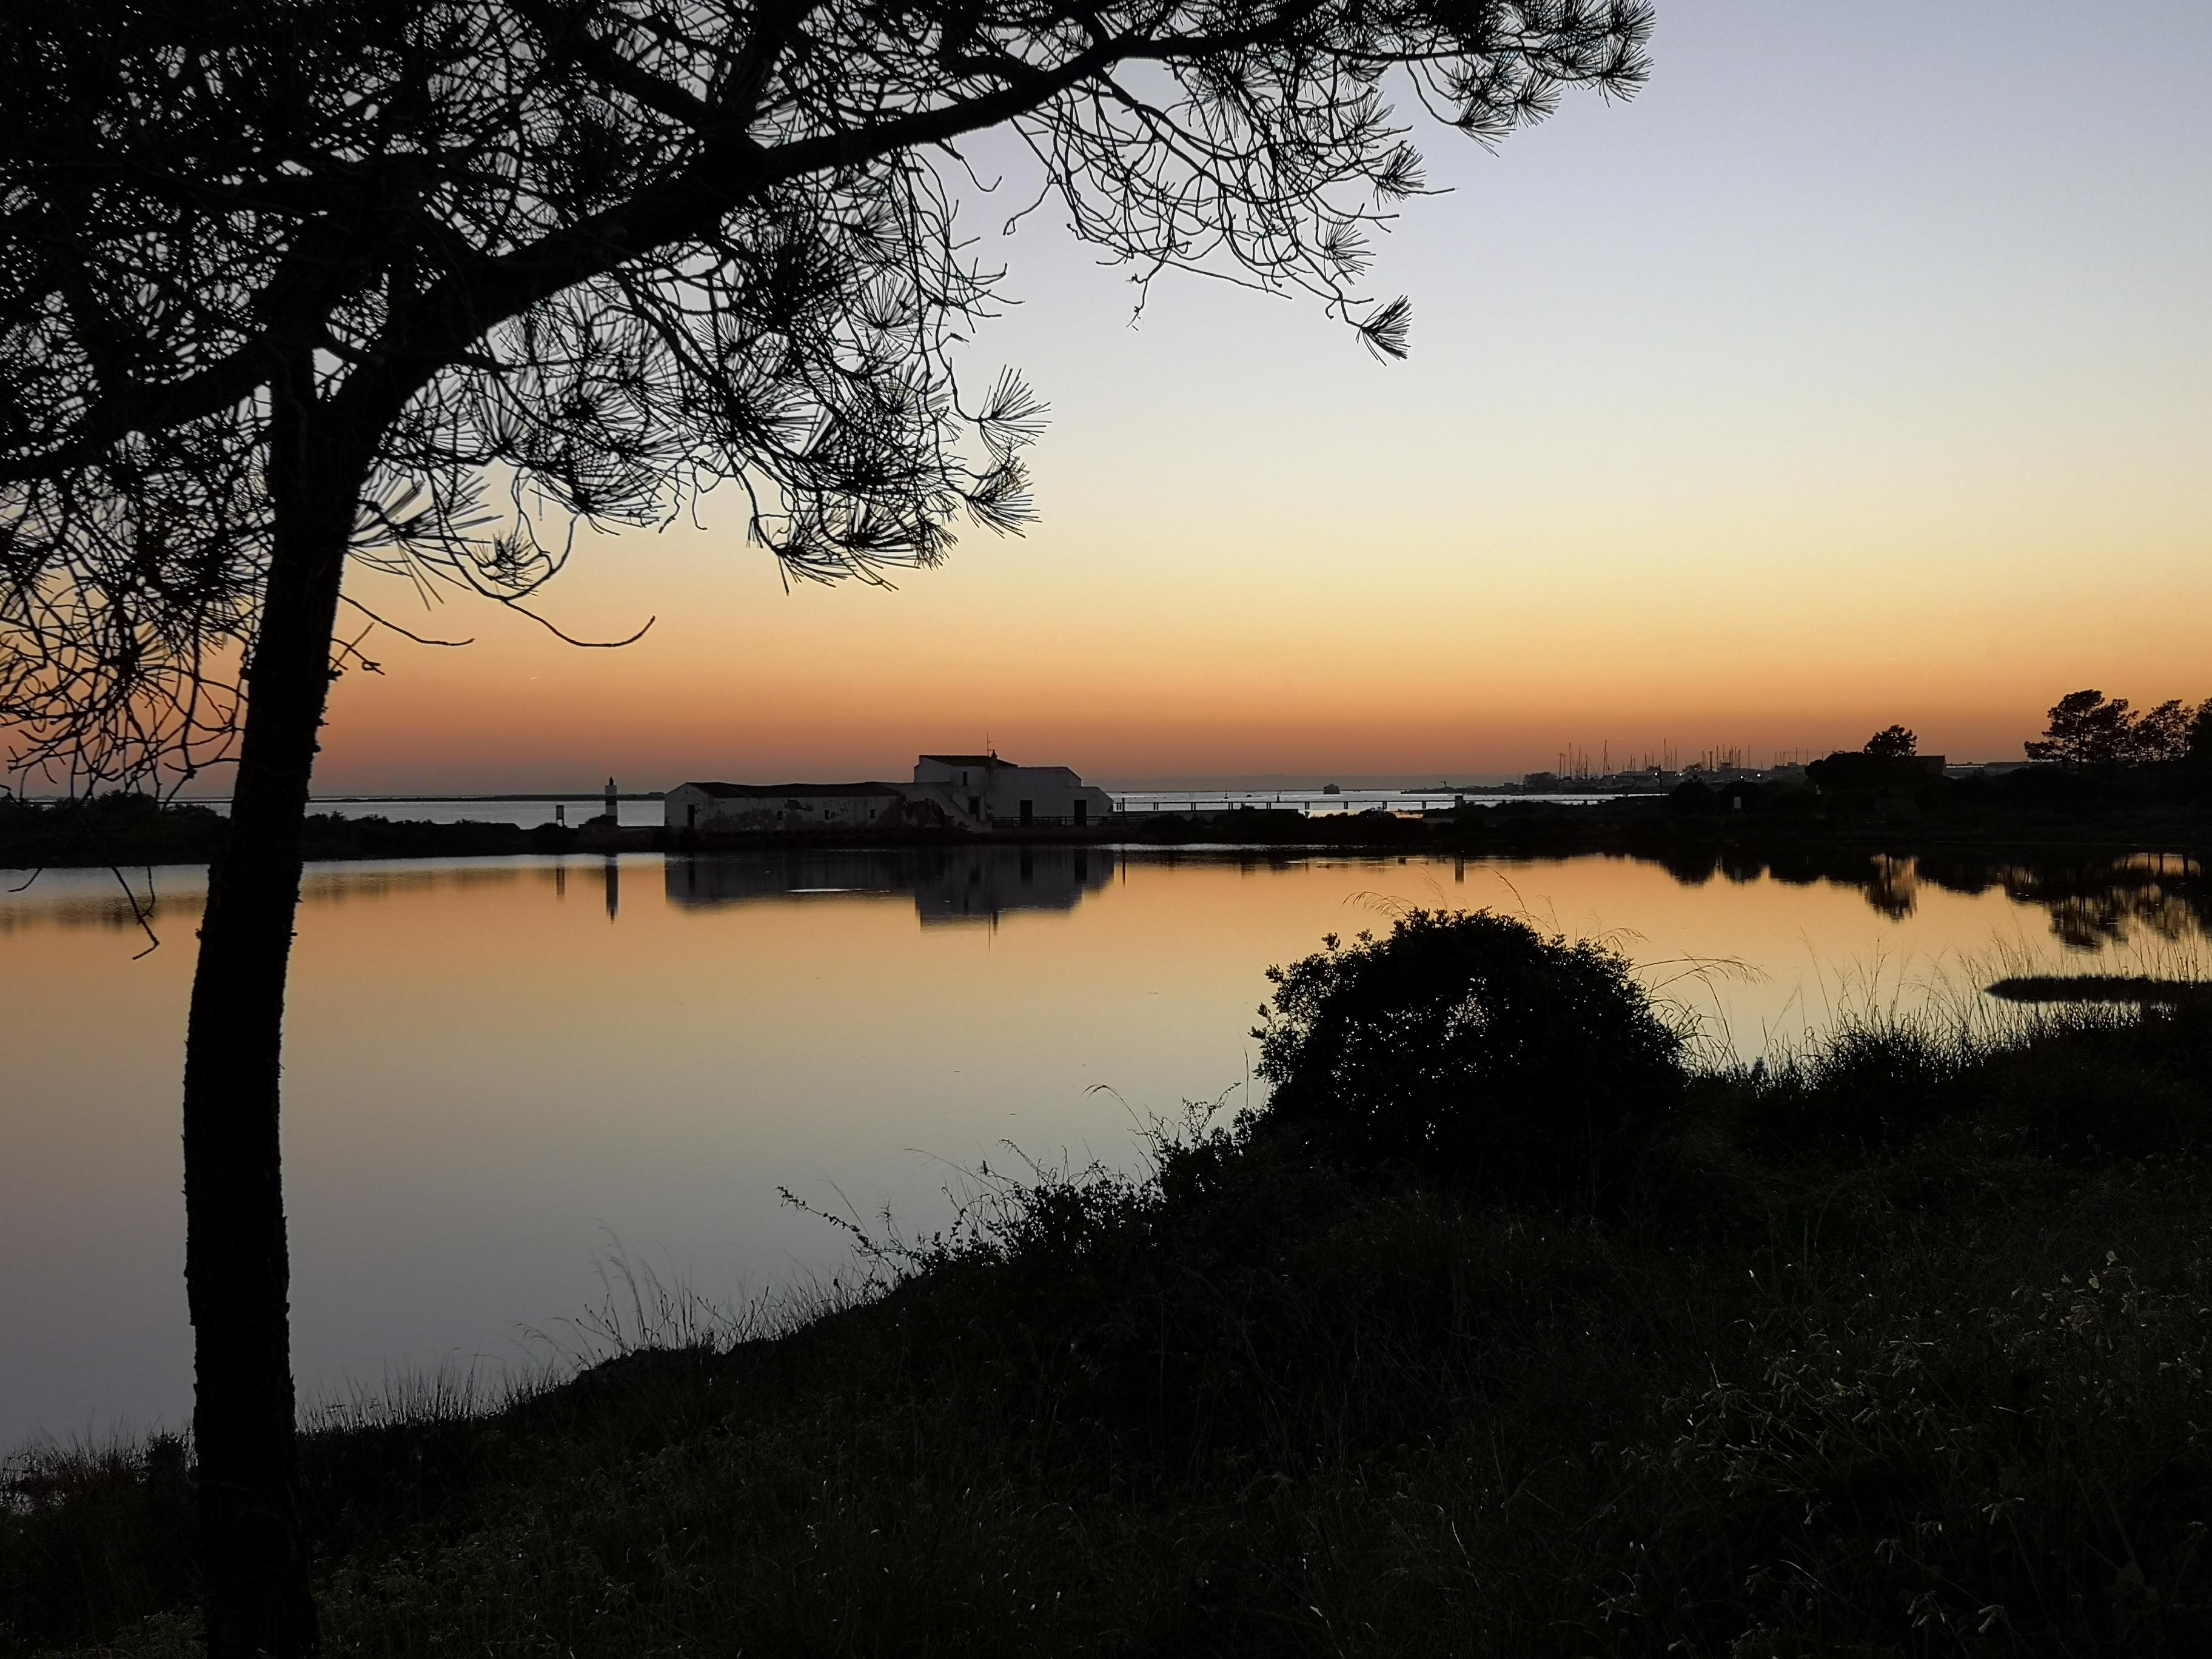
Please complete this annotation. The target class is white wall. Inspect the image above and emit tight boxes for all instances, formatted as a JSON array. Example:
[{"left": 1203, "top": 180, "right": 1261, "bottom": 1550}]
[
  {"left": 667, "top": 784, "right": 899, "bottom": 831},
  {"left": 908, "top": 761, "right": 1111, "bottom": 825}
]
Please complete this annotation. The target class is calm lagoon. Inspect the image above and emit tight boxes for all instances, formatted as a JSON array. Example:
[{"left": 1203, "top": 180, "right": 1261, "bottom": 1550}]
[{"left": 2, "top": 845, "right": 2201, "bottom": 1448}]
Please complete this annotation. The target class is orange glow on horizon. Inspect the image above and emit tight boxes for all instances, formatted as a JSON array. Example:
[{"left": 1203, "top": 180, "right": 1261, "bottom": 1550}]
[
  {"left": 309, "top": 478, "right": 2212, "bottom": 791},
  {"left": 39, "top": 1, "right": 2212, "bottom": 799}
]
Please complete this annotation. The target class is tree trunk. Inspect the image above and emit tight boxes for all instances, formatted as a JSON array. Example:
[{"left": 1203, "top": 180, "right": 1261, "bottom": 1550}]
[{"left": 183, "top": 367, "right": 361, "bottom": 1657}]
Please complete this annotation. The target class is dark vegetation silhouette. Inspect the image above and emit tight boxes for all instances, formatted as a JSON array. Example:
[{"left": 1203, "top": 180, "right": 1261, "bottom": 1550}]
[
  {"left": 1664, "top": 775, "right": 1720, "bottom": 815},
  {"left": 0, "top": 4, "right": 1650, "bottom": 1647},
  {"left": 10, "top": 910, "right": 2212, "bottom": 1654},
  {"left": 0, "top": 793, "right": 589, "bottom": 869},
  {"left": 1253, "top": 909, "right": 1685, "bottom": 1202},
  {"left": 1862, "top": 722, "right": 1916, "bottom": 759},
  {"left": 1698, "top": 691, "right": 2212, "bottom": 837},
  {"left": 1803, "top": 725, "right": 1936, "bottom": 794},
  {"left": 2027, "top": 689, "right": 2205, "bottom": 766}
]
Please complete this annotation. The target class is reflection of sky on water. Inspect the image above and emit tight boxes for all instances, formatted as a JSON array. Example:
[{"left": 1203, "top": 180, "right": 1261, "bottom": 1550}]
[
  {"left": 11, "top": 848, "right": 2203, "bottom": 950},
  {"left": 0, "top": 846, "right": 2200, "bottom": 1450}
]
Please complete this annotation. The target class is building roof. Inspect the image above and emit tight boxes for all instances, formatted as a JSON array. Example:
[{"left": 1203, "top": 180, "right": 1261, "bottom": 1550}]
[
  {"left": 919, "top": 752, "right": 1007, "bottom": 767},
  {"left": 677, "top": 780, "right": 907, "bottom": 799}
]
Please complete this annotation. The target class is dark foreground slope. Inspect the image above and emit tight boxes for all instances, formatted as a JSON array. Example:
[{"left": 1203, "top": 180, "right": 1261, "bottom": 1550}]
[{"left": 8, "top": 923, "right": 2212, "bottom": 1657}]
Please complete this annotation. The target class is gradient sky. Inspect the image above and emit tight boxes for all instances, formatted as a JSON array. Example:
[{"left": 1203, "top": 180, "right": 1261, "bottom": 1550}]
[{"left": 320, "top": 0, "right": 2212, "bottom": 791}]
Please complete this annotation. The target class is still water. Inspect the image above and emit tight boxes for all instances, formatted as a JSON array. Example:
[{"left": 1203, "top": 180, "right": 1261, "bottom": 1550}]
[{"left": 2, "top": 846, "right": 2202, "bottom": 1449}]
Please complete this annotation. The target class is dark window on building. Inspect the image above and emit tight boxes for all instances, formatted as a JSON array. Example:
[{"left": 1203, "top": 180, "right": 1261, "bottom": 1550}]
[
  {"left": 1019, "top": 799, "right": 1034, "bottom": 825},
  {"left": 686, "top": 804, "right": 698, "bottom": 828},
  {"left": 1073, "top": 799, "right": 1087, "bottom": 826}
]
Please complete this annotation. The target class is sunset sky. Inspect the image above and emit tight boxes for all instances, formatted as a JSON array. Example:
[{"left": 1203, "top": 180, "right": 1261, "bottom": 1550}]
[{"left": 321, "top": 0, "right": 2212, "bottom": 793}]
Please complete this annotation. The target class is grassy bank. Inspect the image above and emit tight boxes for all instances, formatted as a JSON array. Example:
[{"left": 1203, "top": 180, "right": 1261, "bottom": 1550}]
[{"left": 9, "top": 921, "right": 2212, "bottom": 1655}]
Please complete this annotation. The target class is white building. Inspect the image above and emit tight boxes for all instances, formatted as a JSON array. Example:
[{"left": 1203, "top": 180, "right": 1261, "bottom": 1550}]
[
  {"left": 903, "top": 753, "right": 1115, "bottom": 830},
  {"left": 664, "top": 780, "right": 912, "bottom": 833},
  {"left": 664, "top": 754, "right": 1116, "bottom": 833}
]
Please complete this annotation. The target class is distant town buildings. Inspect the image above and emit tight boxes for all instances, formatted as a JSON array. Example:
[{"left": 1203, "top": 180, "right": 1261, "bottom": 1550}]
[{"left": 664, "top": 754, "right": 1114, "bottom": 834}]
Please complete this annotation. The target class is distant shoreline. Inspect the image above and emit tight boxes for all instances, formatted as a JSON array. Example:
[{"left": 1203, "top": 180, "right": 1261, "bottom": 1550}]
[
  {"left": 4, "top": 777, "right": 2207, "bottom": 873},
  {"left": 16, "top": 792, "right": 671, "bottom": 806}
]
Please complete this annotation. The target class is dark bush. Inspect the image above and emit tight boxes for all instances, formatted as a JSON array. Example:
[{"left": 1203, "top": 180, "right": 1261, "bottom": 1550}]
[
  {"left": 1732, "top": 1008, "right": 2212, "bottom": 1162},
  {"left": 1665, "top": 778, "right": 1719, "bottom": 816},
  {"left": 0, "top": 792, "right": 226, "bottom": 867},
  {"left": 1805, "top": 749, "right": 1935, "bottom": 794},
  {"left": 1252, "top": 909, "right": 1687, "bottom": 1201},
  {"left": 1763, "top": 782, "right": 1820, "bottom": 819},
  {"left": 0, "top": 1435, "right": 195, "bottom": 1649},
  {"left": 1976, "top": 1008, "right": 2212, "bottom": 1159},
  {"left": 1999, "top": 763, "right": 2103, "bottom": 813},
  {"left": 1753, "top": 1024, "right": 1962, "bottom": 1151}
]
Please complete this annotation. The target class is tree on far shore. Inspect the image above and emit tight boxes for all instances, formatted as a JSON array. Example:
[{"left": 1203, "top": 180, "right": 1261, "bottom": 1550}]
[
  {"left": 2191, "top": 702, "right": 2212, "bottom": 764},
  {"left": 2026, "top": 689, "right": 2204, "bottom": 766},
  {"left": 2133, "top": 699, "right": 2194, "bottom": 765},
  {"left": 0, "top": 3, "right": 1650, "bottom": 1650},
  {"left": 1862, "top": 725, "right": 1917, "bottom": 759}
]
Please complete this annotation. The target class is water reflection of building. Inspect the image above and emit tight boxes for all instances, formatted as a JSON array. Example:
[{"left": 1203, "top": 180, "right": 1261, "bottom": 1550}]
[{"left": 663, "top": 846, "right": 1114, "bottom": 925}]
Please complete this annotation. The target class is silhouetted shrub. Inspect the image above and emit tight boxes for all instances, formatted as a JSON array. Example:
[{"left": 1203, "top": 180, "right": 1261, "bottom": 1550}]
[
  {"left": 1735, "top": 1007, "right": 2212, "bottom": 1161},
  {"left": 1666, "top": 779, "right": 1719, "bottom": 816},
  {"left": 0, "top": 1435, "right": 195, "bottom": 1649},
  {"left": 1805, "top": 749, "right": 1939, "bottom": 794},
  {"left": 1769, "top": 1024, "right": 1962, "bottom": 1150},
  {"left": 0, "top": 792, "right": 226, "bottom": 866},
  {"left": 1763, "top": 783, "right": 1820, "bottom": 819},
  {"left": 2000, "top": 763, "right": 2102, "bottom": 813},
  {"left": 1252, "top": 909, "right": 1687, "bottom": 1201},
  {"left": 1975, "top": 1008, "right": 2212, "bottom": 1159}
]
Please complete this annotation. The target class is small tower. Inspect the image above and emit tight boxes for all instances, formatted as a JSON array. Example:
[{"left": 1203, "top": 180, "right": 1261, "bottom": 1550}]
[{"left": 603, "top": 775, "right": 618, "bottom": 823}]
